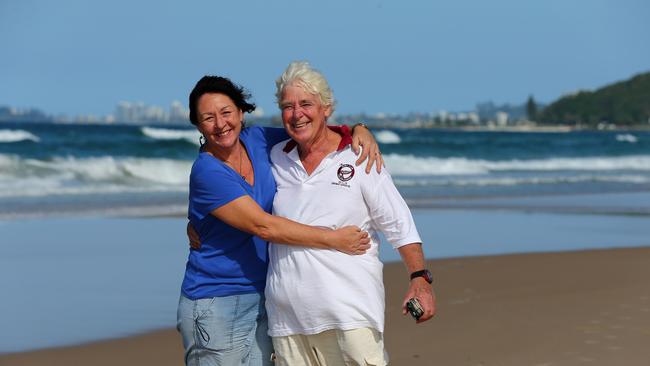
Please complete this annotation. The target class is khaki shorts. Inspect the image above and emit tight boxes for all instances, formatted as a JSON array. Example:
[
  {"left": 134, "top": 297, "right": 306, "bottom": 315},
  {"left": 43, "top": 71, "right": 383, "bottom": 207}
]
[{"left": 272, "top": 327, "right": 388, "bottom": 366}]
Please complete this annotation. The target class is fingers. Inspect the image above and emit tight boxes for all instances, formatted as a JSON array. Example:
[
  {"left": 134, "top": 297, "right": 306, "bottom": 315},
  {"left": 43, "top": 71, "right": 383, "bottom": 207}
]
[
  {"left": 365, "top": 151, "right": 377, "bottom": 174},
  {"left": 351, "top": 136, "right": 361, "bottom": 155},
  {"left": 402, "top": 285, "right": 436, "bottom": 323},
  {"left": 354, "top": 238, "right": 370, "bottom": 255},
  {"left": 416, "top": 302, "right": 435, "bottom": 323},
  {"left": 375, "top": 152, "right": 383, "bottom": 174},
  {"left": 363, "top": 148, "right": 383, "bottom": 174},
  {"left": 353, "top": 230, "right": 370, "bottom": 255},
  {"left": 416, "top": 305, "right": 436, "bottom": 323},
  {"left": 401, "top": 298, "right": 409, "bottom": 316},
  {"left": 187, "top": 221, "right": 201, "bottom": 249},
  {"left": 415, "top": 292, "right": 436, "bottom": 323},
  {"left": 355, "top": 144, "right": 370, "bottom": 167},
  {"left": 337, "top": 227, "right": 371, "bottom": 255}
]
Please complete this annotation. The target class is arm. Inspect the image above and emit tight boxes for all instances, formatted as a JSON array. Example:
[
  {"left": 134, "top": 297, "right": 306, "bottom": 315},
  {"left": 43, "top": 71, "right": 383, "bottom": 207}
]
[
  {"left": 398, "top": 243, "right": 436, "bottom": 323},
  {"left": 362, "top": 166, "right": 434, "bottom": 323},
  {"left": 188, "top": 154, "right": 369, "bottom": 254},
  {"left": 264, "top": 125, "right": 384, "bottom": 173},
  {"left": 211, "top": 195, "right": 370, "bottom": 254},
  {"left": 350, "top": 123, "right": 384, "bottom": 174}
]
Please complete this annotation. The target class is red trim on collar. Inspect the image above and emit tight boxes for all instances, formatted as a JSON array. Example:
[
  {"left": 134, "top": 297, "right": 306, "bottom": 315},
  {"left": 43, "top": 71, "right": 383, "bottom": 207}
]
[{"left": 282, "top": 125, "right": 353, "bottom": 153}]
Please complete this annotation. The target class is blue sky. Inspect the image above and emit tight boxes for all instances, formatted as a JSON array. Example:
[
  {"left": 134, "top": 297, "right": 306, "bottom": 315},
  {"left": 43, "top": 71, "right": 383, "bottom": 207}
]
[{"left": 1, "top": 0, "right": 649, "bottom": 117}]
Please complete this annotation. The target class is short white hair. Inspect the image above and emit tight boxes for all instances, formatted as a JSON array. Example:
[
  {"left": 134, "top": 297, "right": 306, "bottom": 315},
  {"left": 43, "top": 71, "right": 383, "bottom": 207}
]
[{"left": 275, "top": 61, "right": 336, "bottom": 113}]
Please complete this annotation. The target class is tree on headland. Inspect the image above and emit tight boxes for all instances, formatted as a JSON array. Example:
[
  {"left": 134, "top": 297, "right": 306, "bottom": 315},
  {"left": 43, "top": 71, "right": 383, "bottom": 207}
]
[
  {"left": 539, "top": 71, "right": 650, "bottom": 126},
  {"left": 526, "top": 95, "right": 537, "bottom": 121}
]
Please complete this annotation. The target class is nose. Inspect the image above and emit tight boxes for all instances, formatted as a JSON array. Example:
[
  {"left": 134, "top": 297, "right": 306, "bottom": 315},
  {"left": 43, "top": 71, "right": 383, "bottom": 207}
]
[
  {"left": 291, "top": 105, "right": 303, "bottom": 121},
  {"left": 213, "top": 114, "right": 227, "bottom": 129}
]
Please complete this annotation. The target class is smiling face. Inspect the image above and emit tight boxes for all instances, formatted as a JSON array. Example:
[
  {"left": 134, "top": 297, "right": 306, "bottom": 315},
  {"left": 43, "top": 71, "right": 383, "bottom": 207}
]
[
  {"left": 195, "top": 92, "right": 243, "bottom": 153},
  {"left": 280, "top": 84, "right": 332, "bottom": 147}
]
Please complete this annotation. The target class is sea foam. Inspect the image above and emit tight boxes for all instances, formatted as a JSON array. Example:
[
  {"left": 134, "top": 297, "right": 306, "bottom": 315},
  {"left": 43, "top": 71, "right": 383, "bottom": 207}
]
[
  {"left": 0, "top": 129, "right": 40, "bottom": 143},
  {"left": 383, "top": 154, "right": 650, "bottom": 176},
  {"left": 141, "top": 126, "right": 200, "bottom": 145},
  {"left": 616, "top": 133, "right": 638, "bottom": 143},
  {"left": 394, "top": 174, "right": 650, "bottom": 187},
  {"left": 0, "top": 155, "right": 191, "bottom": 198},
  {"left": 376, "top": 130, "right": 401, "bottom": 144}
]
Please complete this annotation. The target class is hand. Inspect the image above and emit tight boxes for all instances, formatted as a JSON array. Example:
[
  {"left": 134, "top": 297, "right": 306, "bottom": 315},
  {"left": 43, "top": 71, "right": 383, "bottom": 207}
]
[
  {"left": 402, "top": 278, "right": 436, "bottom": 324},
  {"left": 331, "top": 225, "right": 370, "bottom": 255},
  {"left": 187, "top": 222, "right": 201, "bottom": 250},
  {"left": 350, "top": 123, "right": 384, "bottom": 174}
]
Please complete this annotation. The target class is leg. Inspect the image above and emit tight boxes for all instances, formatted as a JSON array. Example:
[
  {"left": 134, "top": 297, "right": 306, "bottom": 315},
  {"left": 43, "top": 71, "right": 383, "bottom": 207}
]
[
  {"left": 177, "top": 293, "right": 272, "bottom": 366},
  {"left": 247, "top": 293, "right": 274, "bottom": 366},
  {"left": 272, "top": 334, "right": 320, "bottom": 366},
  {"left": 335, "top": 328, "right": 388, "bottom": 366},
  {"left": 286, "top": 328, "right": 387, "bottom": 366}
]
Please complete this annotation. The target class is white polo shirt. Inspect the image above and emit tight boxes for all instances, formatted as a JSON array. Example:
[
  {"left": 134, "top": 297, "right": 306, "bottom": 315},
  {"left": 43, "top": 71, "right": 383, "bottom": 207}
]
[{"left": 265, "top": 132, "right": 422, "bottom": 337}]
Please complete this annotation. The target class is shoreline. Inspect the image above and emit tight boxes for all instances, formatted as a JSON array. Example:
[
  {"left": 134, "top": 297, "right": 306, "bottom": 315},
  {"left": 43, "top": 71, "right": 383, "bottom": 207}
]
[
  {"left": 2, "top": 189, "right": 649, "bottom": 221},
  {"left": 2, "top": 246, "right": 649, "bottom": 366}
]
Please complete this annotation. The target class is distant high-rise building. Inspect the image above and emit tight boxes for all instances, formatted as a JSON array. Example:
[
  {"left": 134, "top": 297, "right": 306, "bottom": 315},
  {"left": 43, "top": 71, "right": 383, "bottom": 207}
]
[
  {"left": 169, "top": 100, "right": 189, "bottom": 122},
  {"left": 115, "top": 101, "right": 134, "bottom": 122},
  {"left": 496, "top": 111, "right": 509, "bottom": 126},
  {"left": 468, "top": 112, "right": 480, "bottom": 124}
]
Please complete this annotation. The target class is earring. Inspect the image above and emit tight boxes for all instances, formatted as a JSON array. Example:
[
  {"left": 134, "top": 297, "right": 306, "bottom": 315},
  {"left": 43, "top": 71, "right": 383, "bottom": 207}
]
[{"left": 199, "top": 135, "right": 205, "bottom": 146}]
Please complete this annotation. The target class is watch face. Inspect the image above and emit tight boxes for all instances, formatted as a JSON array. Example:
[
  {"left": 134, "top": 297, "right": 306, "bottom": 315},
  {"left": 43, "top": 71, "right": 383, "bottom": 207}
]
[
  {"left": 411, "top": 269, "right": 433, "bottom": 284},
  {"left": 423, "top": 270, "right": 433, "bottom": 283}
]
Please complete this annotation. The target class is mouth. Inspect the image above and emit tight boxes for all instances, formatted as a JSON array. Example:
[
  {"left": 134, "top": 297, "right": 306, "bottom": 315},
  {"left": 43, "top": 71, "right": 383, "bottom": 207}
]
[
  {"left": 215, "top": 128, "right": 233, "bottom": 137},
  {"left": 293, "top": 121, "right": 310, "bottom": 129}
]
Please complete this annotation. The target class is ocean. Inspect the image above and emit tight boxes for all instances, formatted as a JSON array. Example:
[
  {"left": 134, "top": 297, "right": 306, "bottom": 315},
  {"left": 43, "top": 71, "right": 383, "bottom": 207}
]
[
  {"left": 1, "top": 122, "right": 649, "bottom": 218},
  {"left": 2, "top": 121, "right": 650, "bottom": 353}
]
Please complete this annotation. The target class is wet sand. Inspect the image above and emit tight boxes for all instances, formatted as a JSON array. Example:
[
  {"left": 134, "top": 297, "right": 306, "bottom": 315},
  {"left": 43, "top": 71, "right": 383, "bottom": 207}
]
[{"left": 2, "top": 247, "right": 649, "bottom": 366}]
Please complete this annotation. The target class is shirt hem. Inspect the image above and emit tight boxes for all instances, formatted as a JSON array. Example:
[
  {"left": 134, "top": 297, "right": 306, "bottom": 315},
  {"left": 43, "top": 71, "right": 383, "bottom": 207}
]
[
  {"left": 268, "top": 320, "right": 383, "bottom": 337},
  {"left": 181, "top": 287, "right": 264, "bottom": 301}
]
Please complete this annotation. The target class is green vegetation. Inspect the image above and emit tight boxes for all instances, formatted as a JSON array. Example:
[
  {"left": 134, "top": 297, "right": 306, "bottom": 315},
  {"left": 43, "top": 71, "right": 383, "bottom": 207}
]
[
  {"left": 539, "top": 71, "right": 650, "bottom": 126},
  {"left": 526, "top": 95, "right": 538, "bottom": 121}
]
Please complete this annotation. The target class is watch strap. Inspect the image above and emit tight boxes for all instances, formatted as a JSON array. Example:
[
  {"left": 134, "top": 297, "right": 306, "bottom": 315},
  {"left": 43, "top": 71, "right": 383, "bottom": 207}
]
[{"left": 410, "top": 269, "right": 433, "bottom": 284}]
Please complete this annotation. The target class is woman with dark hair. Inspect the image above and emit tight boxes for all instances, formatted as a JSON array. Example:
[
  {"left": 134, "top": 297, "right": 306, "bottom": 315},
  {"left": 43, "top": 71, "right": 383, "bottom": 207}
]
[{"left": 177, "top": 75, "right": 383, "bottom": 366}]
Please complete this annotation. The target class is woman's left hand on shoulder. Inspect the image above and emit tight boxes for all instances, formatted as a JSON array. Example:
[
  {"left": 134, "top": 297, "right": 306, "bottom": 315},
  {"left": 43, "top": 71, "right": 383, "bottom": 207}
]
[{"left": 350, "top": 123, "right": 384, "bottom": 174}]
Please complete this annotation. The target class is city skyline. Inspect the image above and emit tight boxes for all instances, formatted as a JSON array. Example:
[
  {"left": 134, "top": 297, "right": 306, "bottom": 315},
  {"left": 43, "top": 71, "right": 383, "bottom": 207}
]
[
  {"left": 1, "top": 0, "right": 649, "bottom": 117},
  {"left": 0, "top": 97, "right": 532, "bottom": 127}
]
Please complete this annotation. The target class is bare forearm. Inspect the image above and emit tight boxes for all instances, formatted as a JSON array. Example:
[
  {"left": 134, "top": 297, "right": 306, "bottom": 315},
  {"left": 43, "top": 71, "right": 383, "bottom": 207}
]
[
  {"left": 253, "top": 214, "right": 333, "bottom": 248},
  {"left": 398, "top": 242, "right": 426, "bottom": 273},
  {"left": 398, "top": 242, "right": 436, "bottom": 323},
  {"left": 211, "top": 195, "right": 366, "bottom": 254}
]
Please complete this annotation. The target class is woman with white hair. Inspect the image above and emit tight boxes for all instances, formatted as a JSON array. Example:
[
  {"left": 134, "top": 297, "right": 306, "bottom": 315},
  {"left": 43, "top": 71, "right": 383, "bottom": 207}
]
[{"left": 266, "top": 61, "right": 436, "bottom": 365}]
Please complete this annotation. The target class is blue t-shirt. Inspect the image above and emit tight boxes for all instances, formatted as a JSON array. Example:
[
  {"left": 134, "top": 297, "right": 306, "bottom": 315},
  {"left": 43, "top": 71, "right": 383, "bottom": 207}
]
[{"left": 181, "top": 126, "right": 288, "bottom": 300}]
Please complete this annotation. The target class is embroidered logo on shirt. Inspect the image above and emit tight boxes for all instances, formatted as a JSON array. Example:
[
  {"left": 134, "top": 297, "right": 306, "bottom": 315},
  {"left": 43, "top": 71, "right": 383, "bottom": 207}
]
[
  {"left": 332, "top": 163, "right": 355, "bottom": 188},
  {"left": 337, "top": 164, "right": 355, "bottom": 181}
]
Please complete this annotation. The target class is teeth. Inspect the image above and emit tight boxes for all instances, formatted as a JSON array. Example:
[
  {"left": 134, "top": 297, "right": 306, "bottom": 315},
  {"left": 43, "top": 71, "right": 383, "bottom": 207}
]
[{"left": 217, "top": 130, "right": 231, "bottom": 136}]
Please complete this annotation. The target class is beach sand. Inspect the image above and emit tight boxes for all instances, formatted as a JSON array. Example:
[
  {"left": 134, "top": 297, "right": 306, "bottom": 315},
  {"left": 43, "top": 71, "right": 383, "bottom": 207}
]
[{"left": 2, "top": 247, "right": 649, "bottom": 366}]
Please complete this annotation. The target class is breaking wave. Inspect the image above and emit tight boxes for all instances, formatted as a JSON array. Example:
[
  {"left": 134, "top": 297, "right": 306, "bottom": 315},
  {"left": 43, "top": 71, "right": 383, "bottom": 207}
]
[
  {"left": 383, "top": 154, "right": 650, "bottom": 176},
  {"left": 375, "top": 130, "right": 401, "bottom": 144},
  {"left": 0, "top": 154, "right": 191, "bottom": 198},
  {"left": 0, "top": 129, "right": 40, "bottom": 143},
  {"left": 141, "top": 126, "right": 200, "bottom": 145}
]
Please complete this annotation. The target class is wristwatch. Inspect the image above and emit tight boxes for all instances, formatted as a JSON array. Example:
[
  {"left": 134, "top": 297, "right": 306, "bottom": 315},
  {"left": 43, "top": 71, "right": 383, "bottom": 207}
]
[
  {"left": 351, "top": 122, "right": 369, "bottom": 132},
  {"left": 410, "top": 269, "right": 433, "bottom": 284}
]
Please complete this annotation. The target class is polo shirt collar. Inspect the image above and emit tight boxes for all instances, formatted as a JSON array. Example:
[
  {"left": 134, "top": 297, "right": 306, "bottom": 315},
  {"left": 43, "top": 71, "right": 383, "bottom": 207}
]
[{"left": 282, "top": 125, "right": 352, "bottom": 153}]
